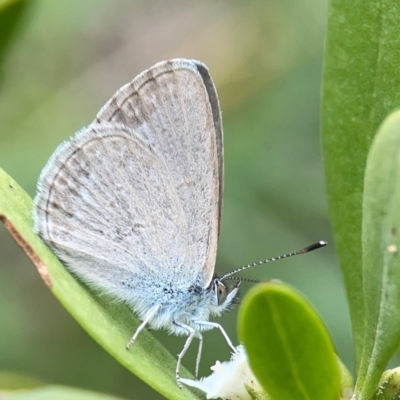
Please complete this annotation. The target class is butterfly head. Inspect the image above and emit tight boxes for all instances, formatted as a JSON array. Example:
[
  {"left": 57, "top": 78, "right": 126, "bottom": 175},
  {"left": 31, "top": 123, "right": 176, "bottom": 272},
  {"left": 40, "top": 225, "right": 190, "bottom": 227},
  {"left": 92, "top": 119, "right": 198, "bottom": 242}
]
[{"left": 206, "top": 277, "right": 241, "bottom": 317}]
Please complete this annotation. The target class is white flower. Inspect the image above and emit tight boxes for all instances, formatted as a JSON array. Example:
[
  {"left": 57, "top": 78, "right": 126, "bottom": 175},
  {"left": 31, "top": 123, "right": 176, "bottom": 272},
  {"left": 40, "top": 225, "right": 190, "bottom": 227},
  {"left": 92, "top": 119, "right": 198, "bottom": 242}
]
[{"left": 181, "top": 345, "right": 264, "bottom": 400}]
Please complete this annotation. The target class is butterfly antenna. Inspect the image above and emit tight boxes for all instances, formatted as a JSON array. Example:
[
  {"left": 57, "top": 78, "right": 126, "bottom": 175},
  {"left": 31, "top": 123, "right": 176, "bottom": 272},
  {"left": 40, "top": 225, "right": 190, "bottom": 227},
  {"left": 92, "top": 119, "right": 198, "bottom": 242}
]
[
  {"left": 220, "top": 240, "right": 327, "bottom": 281},
  {"left": 223, "top": 276, "right": 261, "bottom": 284}
]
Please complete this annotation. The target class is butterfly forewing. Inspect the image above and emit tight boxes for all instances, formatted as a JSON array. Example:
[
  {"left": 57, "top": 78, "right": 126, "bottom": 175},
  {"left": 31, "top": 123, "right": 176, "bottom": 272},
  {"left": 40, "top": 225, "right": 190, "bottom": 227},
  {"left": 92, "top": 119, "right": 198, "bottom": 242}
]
[
  {"left": 33, "top": 59, "right": 223, "bottom": 292},
  {"left": 96, "top": 60, "right": 224, "bottom": 238}
]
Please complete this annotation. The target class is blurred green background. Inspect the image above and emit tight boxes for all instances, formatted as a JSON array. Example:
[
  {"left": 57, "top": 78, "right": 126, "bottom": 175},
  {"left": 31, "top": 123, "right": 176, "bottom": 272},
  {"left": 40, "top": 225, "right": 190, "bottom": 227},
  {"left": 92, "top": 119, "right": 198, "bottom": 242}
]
[{"left": 0, "top": 0, "right": 354, "bottom": 398}]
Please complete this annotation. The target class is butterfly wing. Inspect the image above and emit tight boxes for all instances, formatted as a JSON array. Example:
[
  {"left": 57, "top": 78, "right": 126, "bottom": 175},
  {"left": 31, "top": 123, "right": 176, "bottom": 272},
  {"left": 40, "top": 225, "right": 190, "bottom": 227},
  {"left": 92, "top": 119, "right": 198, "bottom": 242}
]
[
  {"left": 96, "top": 59, "right": 224, "bottom": 239},
  {"left": 33, "top": 59, "right": 222, "bottom": 293}
]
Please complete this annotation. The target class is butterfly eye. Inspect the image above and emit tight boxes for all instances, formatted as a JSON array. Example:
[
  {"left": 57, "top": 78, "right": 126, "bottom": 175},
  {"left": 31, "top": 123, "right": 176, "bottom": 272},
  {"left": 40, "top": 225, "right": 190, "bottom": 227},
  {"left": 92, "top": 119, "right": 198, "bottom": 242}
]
[{"left": 216, "top": 281, "right": 228, "bottom": 305}]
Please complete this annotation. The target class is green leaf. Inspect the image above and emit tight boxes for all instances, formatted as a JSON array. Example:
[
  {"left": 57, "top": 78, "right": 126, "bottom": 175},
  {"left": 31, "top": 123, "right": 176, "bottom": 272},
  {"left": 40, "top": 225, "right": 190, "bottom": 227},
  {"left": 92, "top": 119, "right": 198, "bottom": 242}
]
[
  {"left": 322, "top": 0, "right": 400, "bottom": 367},
  {"left": 0, "top": 0, "right": 30, "bottom": 81},
  {"left": 0, "top": 167, "right": 198, "bottom": 400},
  {"left": 1, "top": 385, "right": 125, "bottom": 400},
  {"left": 354, "top": 110, "right": 400, "bottom": 399},
  {"left": 238, "top": 282, "right": 340, "bottom": 400},
  {"left": 373, "top": 368, "right": 400, "bottom": 400},
  {"left": 336, "top": 356, "right": 354, "bottom": 400}
]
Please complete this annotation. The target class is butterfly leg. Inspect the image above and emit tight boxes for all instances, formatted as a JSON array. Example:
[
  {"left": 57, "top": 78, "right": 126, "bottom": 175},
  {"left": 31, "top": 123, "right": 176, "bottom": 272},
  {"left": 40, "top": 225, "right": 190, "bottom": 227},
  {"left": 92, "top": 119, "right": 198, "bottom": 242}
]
[
  {"left": 174, "top": 321, "right": 196, "bottom": 388},
  {"left": 126, "top": 304, "right": 161, "bottom": 350},
  {"left": 196, "top": 321, "right": 238, "bottom": 354},
  {"left": 195, "top": 332, "right": 203, "bottom": 379}
]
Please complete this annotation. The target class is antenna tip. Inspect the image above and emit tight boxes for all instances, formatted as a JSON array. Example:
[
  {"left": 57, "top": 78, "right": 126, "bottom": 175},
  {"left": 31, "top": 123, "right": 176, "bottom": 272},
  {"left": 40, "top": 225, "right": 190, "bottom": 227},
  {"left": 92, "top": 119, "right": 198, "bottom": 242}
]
[{"left": 302, "top": 240, "right": 328, "bottom": 253}]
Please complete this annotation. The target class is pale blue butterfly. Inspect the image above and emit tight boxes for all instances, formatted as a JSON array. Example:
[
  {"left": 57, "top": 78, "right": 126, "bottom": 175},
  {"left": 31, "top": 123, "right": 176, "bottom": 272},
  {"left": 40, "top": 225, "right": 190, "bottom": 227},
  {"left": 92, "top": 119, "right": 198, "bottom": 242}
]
[{"left": 33, "top": 59, "right": 326, "bottom": 386}]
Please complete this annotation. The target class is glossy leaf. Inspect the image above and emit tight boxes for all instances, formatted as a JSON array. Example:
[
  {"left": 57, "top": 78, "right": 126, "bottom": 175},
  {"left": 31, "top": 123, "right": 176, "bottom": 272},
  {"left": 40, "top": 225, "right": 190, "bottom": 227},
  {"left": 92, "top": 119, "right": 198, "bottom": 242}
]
[
  {"left": 0, "top": 168, "right": 198, "bottom": 400},
  {"left": 238, "top": 282, "right": 340, "bottom": 400},
  {"left": 354, "top": 110, "right": 400, "bottom": 399},
  {"left": 322, "top": 0, "right": 400, "bottom": 367}
]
